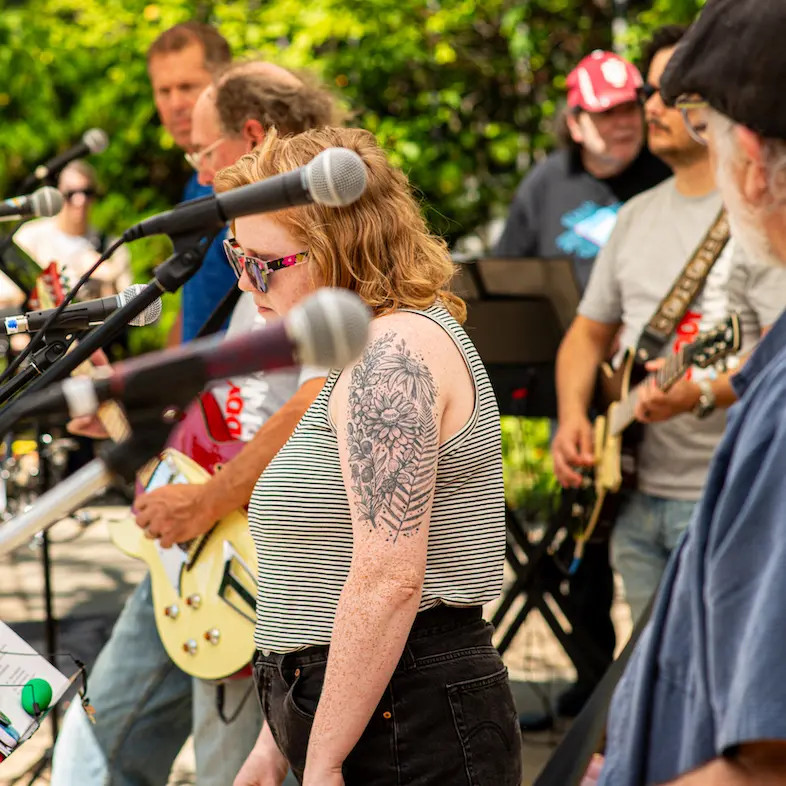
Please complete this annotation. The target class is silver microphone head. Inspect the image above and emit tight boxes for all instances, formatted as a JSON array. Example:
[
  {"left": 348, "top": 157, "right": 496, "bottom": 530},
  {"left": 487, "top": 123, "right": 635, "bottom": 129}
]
[
  {"left": 305, "top": 148, "right": 368, "bottom": 208},
  {"left": 83, "top": 128, "right": 109, "bottom": 155},
  {"left": 285, "top": 288, "right": 371, "bottom": 368},
  {"left": 118, "top": 284, "right": 163, "bottom": 327},
  {"left": 31, "top": 187, "right": 64, "bottom": 218}
]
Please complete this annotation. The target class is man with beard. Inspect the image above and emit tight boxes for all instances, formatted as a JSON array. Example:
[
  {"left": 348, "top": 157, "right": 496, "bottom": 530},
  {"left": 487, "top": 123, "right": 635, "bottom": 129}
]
[
  {"left": 552, "top": 24, "right": 786, "bottom": 631},
  {"left": 498, "top": 49, "right": 671, "bottom": 725},
  {"left": 587, "top": 2, "right": 786, "bottom": 782}
]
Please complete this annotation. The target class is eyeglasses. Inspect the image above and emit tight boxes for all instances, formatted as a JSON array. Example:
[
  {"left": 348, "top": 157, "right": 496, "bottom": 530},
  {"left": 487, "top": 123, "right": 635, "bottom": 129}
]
[
  {"left": 223, "top": 236, "right": 308, "bottom": 293},
  {"left": 675, "top": 95, "right": 710, "bottom": 145},
  {"left": 185, "top": 137, "right": 225, "bottom": 170},
  {"left": 62, "top": 188, "right": 97, "bottom": 202}
]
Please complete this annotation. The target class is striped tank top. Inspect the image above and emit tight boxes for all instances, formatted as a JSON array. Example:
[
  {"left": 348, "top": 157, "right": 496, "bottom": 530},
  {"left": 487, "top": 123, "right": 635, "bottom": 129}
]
[{"left": 249, "top": 303, "right": 505, "bottom": 653}]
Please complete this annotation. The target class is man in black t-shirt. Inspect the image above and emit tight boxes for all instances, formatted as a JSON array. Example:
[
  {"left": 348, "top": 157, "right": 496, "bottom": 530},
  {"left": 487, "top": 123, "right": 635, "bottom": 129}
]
[{"left": 495, "top": 49, "right": 671, "bottom": 727}]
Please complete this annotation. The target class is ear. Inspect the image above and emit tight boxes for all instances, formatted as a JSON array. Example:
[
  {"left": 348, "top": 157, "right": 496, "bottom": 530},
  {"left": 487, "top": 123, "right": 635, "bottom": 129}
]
[
  {"left": 566, "top": 112, "right": 584, "bottom": 145},
  {"left": 243, "top": 119, "right": 266, "bottom": 149},
  {"left": 735, "top": 125, "right": 770, "bottom": 206}
]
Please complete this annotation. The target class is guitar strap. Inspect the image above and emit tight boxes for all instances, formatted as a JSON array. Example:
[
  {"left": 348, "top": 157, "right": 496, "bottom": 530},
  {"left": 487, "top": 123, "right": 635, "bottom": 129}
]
[{"left": 635, "top": 208, "right": 730, "bottom": 364}]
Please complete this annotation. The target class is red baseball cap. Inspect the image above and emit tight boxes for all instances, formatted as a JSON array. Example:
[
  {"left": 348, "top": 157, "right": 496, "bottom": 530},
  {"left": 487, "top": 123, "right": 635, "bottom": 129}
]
[{"left": 566, "top": 50, "right": 643, "bottom": 113}]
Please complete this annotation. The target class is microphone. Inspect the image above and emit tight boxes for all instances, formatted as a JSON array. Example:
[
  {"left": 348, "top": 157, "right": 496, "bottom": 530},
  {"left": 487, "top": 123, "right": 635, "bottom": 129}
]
[
  {"left": 122, "top": 147, "right": 368, "bottom": 243},
  {"left": 0, "top": 187, "right": 64, "bottom": 222},
  {"left": 17, "top": 288, "right": 370, "bottom": 420},
  {"left": 3, "top": 284, "right": 163, "bottom": 334},
  {"left": 33, "top": 129, "right": 109, "bottom": 182}
]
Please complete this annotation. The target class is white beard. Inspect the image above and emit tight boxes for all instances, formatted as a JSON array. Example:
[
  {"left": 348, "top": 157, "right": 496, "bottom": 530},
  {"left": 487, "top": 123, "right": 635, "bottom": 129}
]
[{"left": 715, "top": 144, "right": 784, "bottom": 268}]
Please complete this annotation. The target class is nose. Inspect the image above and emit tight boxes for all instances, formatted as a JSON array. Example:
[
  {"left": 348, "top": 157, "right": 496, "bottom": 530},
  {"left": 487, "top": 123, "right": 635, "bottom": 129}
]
[
  {"left": 237, "top": 267, "right": 254, "bottom": 294},
  {"left": 197, "top": 167, "right": 214, "bottom": 187},
  {"left": 170, "top": 88, "right": 193, "bottom": 116}
]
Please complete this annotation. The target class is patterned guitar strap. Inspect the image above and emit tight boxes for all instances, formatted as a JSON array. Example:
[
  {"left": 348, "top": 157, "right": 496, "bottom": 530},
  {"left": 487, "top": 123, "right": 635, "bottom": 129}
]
[{"left": 635, "top": 208, "right": 730, "bottom": 364}]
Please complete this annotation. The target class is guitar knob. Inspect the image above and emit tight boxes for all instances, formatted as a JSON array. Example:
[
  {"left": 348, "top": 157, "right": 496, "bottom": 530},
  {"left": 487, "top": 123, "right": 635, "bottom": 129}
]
[
  {"left": 572, "top": 503, "right": 585, "bottom": 517},
  {"left": 186, "top": 594, "right": 202, "bottom": 610},
  {"left": 164, "top": 604, "right": 180, "bottom": 620},
  {"left": 183, "top": 639, "right": 198, "bottom": 655},
  {"left": 204, "top": 628, "right": 221, "bottom": 645}
]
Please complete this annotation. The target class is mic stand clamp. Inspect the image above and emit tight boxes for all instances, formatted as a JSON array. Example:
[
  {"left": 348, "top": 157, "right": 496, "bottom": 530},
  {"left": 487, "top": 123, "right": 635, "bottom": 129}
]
[{"left": 0, "top": 329, "right": 80, "bottom": 408}]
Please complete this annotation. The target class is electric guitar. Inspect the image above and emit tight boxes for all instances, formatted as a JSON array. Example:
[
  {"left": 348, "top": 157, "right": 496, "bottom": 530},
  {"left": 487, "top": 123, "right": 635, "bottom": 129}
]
[
  {"left": 569, "top": 313, "right": 742, "bottom": 566},
  {"left": 107, "top": 395, "right": 257, "bottom": 681}
]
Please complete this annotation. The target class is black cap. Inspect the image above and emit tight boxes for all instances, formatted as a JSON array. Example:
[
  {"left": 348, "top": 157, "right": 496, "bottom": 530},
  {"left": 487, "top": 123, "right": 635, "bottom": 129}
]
[{"left": 660, "top": 0, "right": 786, "bottom": 139}]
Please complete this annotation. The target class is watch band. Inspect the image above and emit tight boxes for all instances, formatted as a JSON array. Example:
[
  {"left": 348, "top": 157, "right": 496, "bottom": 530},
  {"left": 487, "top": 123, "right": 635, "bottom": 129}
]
[{"left": 694, "top": 379, "right": 717, "bottom": 419}]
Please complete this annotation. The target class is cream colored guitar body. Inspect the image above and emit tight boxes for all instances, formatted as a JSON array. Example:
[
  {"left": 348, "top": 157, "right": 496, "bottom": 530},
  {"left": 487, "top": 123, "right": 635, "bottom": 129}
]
[{"left": 108, "top": 449, "right": 258, "bottom": 681}]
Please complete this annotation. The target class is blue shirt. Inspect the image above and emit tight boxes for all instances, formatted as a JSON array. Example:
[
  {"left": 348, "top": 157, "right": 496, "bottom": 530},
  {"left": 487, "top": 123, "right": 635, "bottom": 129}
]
[
  {"left": 180, "top": 174, "right": 237, "bottom": 343},
  {"left": 600, "top": 308, "right": 786, "bottom": 785}
]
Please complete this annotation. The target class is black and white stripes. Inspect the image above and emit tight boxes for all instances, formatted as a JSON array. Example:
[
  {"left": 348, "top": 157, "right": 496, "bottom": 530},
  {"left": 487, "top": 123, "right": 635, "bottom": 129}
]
[{"left": 249, "top": 304, "right": 505, "bottom": 653}]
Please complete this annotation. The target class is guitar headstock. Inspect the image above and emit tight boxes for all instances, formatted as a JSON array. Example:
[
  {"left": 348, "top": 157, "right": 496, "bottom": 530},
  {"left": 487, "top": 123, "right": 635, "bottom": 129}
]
[
  {"left": 27, "top": 262, "right": 67, "bottom": 311},
  {"left": 686, "top": 312, "right": 743, "bottom": 370}
]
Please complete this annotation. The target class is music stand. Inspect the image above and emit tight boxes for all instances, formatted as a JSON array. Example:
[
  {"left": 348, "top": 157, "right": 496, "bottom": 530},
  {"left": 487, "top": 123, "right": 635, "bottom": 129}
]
[{"left": 456, "top": 256, "right": 610, "bottom": 685}]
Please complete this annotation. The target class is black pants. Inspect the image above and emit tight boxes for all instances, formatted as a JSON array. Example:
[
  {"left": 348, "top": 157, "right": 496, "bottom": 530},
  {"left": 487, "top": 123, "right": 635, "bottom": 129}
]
[
  {"left": 254, "top": 606, "right": 522, "bottom": 785},
  {"left": 568, "top": 539, "right": 616, "bottom": 683}
]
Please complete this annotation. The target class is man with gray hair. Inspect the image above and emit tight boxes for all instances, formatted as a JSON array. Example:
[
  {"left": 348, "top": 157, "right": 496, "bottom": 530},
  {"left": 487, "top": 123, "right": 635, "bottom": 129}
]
[{"left": 588, "top": 1, "right": 786, "bottom": 783}]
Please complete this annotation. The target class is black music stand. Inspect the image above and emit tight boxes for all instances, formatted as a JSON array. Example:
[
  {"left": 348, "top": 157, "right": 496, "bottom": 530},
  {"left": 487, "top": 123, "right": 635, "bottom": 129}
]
[{"left": 455, "top": 257, "right": 610, "bottom": 685}]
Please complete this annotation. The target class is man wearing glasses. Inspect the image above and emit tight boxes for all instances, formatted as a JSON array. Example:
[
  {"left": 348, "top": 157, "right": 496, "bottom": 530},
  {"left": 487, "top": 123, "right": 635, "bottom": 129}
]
[
  {"left": 552, "top": 24, "right": 786, "bottom": 630},
  {"left": 51, "top": 58, "right": 336, "bottom": 786},
  {"left": 586, "top": 2, "right": 786, "bottom": 783}
]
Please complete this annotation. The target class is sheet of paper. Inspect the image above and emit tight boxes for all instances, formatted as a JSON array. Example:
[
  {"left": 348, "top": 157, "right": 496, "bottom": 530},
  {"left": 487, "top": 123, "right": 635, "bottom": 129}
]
[{"left": 0, "top": 621, "right": 69, "bottom": 756}]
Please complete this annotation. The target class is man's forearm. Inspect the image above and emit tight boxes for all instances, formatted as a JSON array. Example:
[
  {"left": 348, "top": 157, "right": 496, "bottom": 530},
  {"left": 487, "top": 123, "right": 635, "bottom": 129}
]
[
  {"left": 664, "top": 752, "right": 786, "bottom": 785},
  {"left": 200, "top": 377, "right": 325, "bottom": 520},
  {"left": 556, "top": 326, "right": 612, "bottom": 421}
]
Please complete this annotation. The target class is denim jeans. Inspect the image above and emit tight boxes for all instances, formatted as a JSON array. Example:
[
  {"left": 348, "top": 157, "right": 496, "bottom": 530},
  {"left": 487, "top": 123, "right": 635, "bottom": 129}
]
[
  {"left": 611, "top": 490, "right": 696, "bottom": 623},
  {"left": 254, "top": 606, "right": 522, "bottom": 786},
  {"left": 50, "top": 574, "right": 266, "bottom": 786}
]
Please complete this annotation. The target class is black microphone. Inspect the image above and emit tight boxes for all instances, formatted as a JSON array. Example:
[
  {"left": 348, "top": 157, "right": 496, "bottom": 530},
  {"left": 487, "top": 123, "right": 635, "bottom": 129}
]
[
  {"left": 3, "top": 284, "right": 163, "bottom": 334},
  {"left": 33, "top": 129, "right": 109, "bottom": 183},
  {"left": 122, "top": 147, "right": 368, "bottom": 243},
  {"left": 0, "top": 187, "right": 64, "bottom": 222},
  {"left": 15, "top": 288, "right": 370, "bottom": 421}
]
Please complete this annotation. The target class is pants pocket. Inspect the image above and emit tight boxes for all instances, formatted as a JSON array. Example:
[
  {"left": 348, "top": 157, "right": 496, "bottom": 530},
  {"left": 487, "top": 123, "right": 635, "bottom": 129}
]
[{"left": 447, "top": 666, "right": 522, "bottom": 786}]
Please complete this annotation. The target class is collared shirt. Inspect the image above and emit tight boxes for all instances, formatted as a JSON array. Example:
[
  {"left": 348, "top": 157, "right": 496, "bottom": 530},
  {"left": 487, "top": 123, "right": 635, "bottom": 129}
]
[
  {"left": 599, "top": 306, "right": 786, "bottom": 784},
  {"left": 180, "top": 174, "right": 237, "bottom": 343}
]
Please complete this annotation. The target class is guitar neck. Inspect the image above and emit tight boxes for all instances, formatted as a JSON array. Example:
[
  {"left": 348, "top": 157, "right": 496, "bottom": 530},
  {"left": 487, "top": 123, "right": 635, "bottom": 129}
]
[{"left": 608, "top": 348, "right": 687, "bottom": 436}]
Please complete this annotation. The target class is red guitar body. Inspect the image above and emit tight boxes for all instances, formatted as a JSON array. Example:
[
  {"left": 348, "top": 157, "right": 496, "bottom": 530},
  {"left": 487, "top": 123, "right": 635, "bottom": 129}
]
[{"left": 134, "top": 391, "right": 243, "bottom": 499}]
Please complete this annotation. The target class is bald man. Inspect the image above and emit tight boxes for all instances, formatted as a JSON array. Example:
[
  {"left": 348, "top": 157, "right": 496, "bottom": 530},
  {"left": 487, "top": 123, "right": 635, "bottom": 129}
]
[{"left": 51, "top": 61, "right": 338, "bottom": 786}]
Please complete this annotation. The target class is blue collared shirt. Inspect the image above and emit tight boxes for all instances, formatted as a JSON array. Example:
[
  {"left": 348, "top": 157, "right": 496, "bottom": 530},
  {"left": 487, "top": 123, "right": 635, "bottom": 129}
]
[
  {"left": 600, "top": 307, "right": 786, "bottom": 784},
  {"left": 180, "top": 174, "right": 236, "bottom": 343}
]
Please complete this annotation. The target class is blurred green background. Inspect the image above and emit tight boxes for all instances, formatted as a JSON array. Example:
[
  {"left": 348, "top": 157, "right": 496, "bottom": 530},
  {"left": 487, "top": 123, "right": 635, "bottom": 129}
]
[{"left": 0, "top": 0, "right": 705, "bottom": 508}]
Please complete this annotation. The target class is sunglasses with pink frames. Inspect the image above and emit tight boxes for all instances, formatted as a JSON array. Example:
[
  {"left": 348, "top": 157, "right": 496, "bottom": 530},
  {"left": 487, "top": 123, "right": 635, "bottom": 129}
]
[{"left": 223, "top": 236, "right": 308, "bottom": 293}]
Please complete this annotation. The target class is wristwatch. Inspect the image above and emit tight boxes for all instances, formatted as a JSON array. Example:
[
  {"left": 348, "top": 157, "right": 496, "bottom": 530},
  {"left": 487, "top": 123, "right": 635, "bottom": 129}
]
[{"left": 693, "top": 379, "right": 717, "bottom": 419}]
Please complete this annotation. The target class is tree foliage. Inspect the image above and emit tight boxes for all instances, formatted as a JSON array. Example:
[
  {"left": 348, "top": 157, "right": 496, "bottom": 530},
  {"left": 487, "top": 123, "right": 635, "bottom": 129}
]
[{"left": 0, "top": 0, "right": 705, "bottom": 351}]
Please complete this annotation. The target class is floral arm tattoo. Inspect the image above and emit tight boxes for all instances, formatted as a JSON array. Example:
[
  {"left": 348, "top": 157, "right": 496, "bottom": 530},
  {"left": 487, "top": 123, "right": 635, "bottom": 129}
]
[{"left": 346, "top": 333, "right": 439, "bottom": 543}]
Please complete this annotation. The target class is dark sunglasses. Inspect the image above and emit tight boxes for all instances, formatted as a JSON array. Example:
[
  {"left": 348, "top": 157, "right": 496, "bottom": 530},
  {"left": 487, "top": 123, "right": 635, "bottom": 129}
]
[
  {"left": 223, "top": 236, "right": 308, "bottom": 293},
  {"left": 637, "top": 83, "right": 660, "bottom": 103},
  {"left": 62, "top": 188, "right": 97, "bottom": 202}
]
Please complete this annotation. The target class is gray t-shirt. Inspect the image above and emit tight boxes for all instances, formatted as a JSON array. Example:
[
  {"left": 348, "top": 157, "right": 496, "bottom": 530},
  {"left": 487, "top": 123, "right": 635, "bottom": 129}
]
[{"left": 579, "top": 177, "right": 786, "bottom": 499}]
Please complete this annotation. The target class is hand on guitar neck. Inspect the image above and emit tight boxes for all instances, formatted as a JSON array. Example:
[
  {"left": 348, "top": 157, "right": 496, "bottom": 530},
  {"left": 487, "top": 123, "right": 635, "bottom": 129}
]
[{"left": 633, "top": 357, "right": 702, "bottom": 424}]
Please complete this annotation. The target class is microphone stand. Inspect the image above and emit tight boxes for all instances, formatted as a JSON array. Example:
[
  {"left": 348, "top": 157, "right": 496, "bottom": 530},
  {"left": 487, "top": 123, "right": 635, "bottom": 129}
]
[
  {"left": 0, "top": 329, "right": 80, "bottom": 408},
  {"left": 0, "top": 403, "right": 190, "bottom": 786},
  {"left": 0, "top": 229, "right": 220, "bottom": 437}
]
